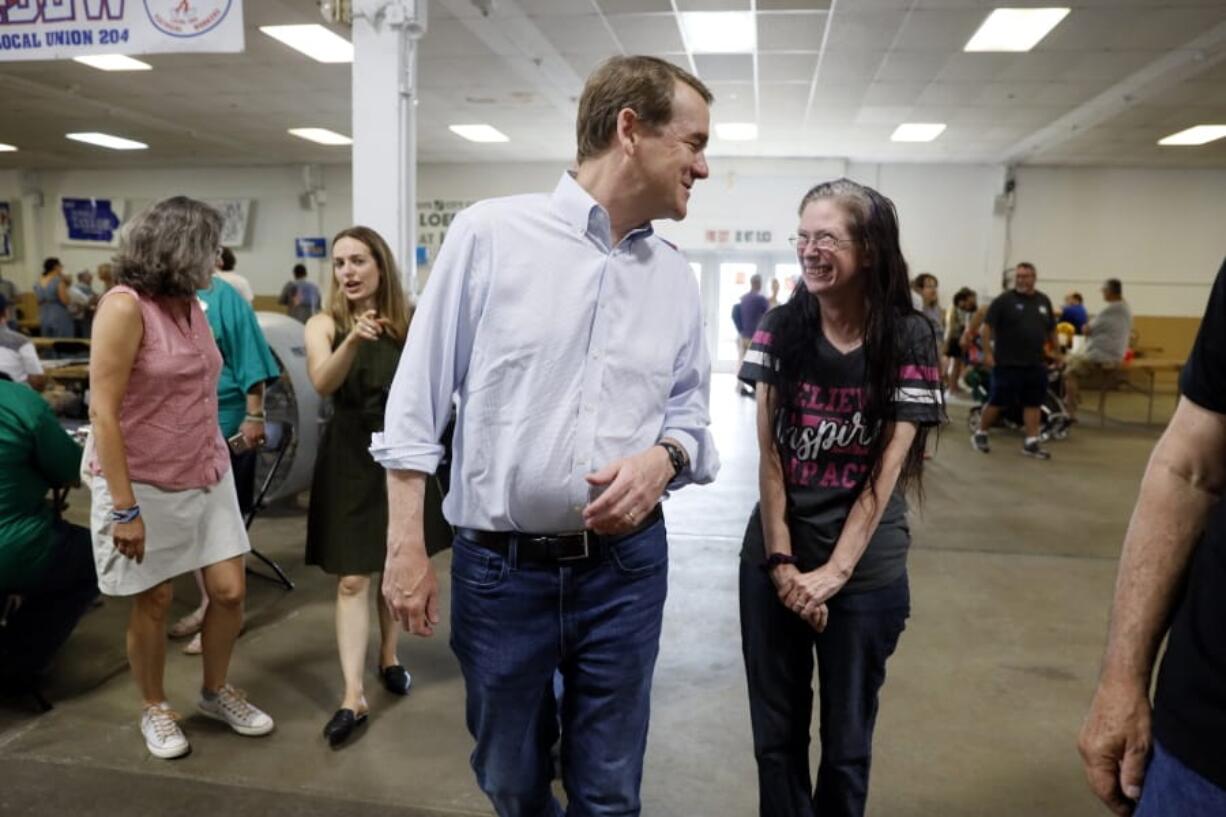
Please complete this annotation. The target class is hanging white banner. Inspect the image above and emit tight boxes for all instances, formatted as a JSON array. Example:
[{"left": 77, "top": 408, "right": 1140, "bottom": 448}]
[{"left": 0, "top": 1, "right": 244, "bottom": 63}]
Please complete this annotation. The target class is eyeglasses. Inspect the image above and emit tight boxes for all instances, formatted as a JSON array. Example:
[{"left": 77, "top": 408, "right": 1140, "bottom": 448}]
[{"left": 788, "top": 233, "right": 856, "bottom": 252}]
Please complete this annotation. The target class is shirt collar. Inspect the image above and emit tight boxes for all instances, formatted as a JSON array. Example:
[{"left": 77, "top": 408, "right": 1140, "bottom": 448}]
[{"left": 550, "top": 171, "right": 654, "bottom": 247}]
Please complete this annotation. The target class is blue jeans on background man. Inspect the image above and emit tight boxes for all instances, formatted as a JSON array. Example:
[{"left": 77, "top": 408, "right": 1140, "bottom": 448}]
[
  {"left": 740, "top": 561, "right": 909, "bottom": 817},
  {"left": 450, "top": 518, "right": 669, "bottom": 817},
  {"left": 1135, "top": 741, "right": 1226, "bottom": 817},
  {"left": 0, "top": 519, "right": 99, "bottom": 684}
]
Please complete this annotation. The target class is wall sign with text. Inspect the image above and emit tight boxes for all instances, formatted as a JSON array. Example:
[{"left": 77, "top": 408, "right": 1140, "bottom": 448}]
[
  {"left": 206, "top": 198, "right": 251, "bottom": 247},
  {"left": 295, "top": 237, "right": 326, "bottom": 259},
  {"left": 59, "top": 196, "right": 124, "bottom": 247},
  {"left": 704, "top": 229, "right": 774, "bottom": 246},
  {"left": 0, "top": 0, "right": 245, "bottom": 63},
  {"left": 0, "top": 201, "right": 14, "bottom": 260}
]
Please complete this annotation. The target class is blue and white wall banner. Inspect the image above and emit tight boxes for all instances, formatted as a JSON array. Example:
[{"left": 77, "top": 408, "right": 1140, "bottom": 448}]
[
  {"left": 0, "top": 201, "right": 14, "bottom": 260},
  {"left": 295, "top": 237, "right": 326, "bottom": 259},
  {"left": 0, "top": 1, "right": 245, "bottom": 63},
  {"left": 59, "top": 196, "right": 124, "bottom": 247}
]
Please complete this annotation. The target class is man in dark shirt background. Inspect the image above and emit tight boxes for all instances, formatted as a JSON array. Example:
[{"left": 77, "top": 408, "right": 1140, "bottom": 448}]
[
  {"left": 1079, "top": 258, "right": 1226, "bottom": 816},
  {"left": 278, "top": 263, "right": 322, "bottom": 324},
  {"left": 971, "top": 261, "right": 1059, "bottom": 459},
  {"left": 736, "top": 274, "right": 771, "bottom": 396}
]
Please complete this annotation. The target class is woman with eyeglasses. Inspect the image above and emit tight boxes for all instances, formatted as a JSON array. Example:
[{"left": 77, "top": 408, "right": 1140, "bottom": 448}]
[{"left": 738, "top": 179, "right": 945, "bottom": 817}]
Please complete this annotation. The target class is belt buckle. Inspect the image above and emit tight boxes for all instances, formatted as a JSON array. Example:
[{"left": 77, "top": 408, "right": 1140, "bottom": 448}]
[{"left": 556, "top": 530, "right": 591, "bottom": 562}]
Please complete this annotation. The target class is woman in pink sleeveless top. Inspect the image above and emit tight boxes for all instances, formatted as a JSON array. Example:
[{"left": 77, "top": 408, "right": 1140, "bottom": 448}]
[{"left": 89, "top": 196, "right": 274, "bottom": 759}]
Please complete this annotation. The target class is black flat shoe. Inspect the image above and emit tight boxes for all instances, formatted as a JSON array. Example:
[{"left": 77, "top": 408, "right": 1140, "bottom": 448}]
[
  {"left": 323, "top": 708, "right": 367, "bottom": 747},
  {"left": 379, "top": 664, "right": 412, "bottom": 696}
]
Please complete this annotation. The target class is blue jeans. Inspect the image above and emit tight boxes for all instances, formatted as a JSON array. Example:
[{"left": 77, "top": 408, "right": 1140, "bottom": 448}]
[
  {"left": 449, "top": 519, "right": 669, "bottom": 817},
  {"left": 1135, "top": 741, "right": 1226, "bottom": 816},
  {"left": 0, "top": 519, "right": 99, "bottom": 680},
  {"left": 740, "top": 560, "right": 909, "bottom": 817}
]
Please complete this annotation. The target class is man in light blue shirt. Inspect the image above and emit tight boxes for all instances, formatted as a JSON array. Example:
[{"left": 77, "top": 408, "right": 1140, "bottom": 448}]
[{"left": 372, "top": 56, "right": 718, "bottom": 816}]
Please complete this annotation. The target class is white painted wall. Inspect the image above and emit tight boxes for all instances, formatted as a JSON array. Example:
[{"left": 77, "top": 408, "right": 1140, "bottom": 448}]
[
  {"left": 2, "top": 161, "right": 1221, "bottom": 317},
  {"left": 419, "top": 158, "right": 1005, "bottom": 300},
  {"left": 0, "top": 165, "right": 353, "bottom": 295},
  {"left": 1010, "top": 166, "right": 1226, "bottom": 316}
]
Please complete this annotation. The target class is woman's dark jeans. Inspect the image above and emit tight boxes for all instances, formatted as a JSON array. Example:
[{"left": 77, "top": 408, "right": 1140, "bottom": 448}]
[{"left": 740, "top": 560, "right": 909, "bottom": 817}]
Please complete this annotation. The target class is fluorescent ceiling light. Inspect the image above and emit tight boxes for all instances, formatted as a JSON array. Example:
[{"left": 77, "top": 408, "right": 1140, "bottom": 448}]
[
  {"left": 1158, "top": 125, "right": 1226, "bottom": 146},
  {"left": 66, "top": 132, "right": 147, "bottom": 150},
  {"left": 73, "top": 54, "right": 152, "bottom": 71},
  {"left": 891, "top": 123, "right": 946, "bottom": 142},
  {"left": 260, "top": 24, "right": 353, "bottom": 63},
  {"left": 716, "top": 122, "right": 758, "bottom": 141},
  {"left": 289, "top": 127, "right": 353, "bottom": 146},
  {"left": 0, "top": 143, "right": 16, "bottom": 152},
  {"left": 678, "top": 12, "right": 756, "bottom": 54},
  {"left": 964, "top": 8, "right": 1069, "bottom": 52},
  {"left": 449, "top": 124, "right": 509, "bottom": 143}
]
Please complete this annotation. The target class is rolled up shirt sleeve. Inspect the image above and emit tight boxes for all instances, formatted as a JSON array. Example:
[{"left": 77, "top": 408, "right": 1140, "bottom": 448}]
[
  {"left": 661, "top": 285, "right": 719, "bottom": 488},
  {"left": 370, "top": 210, "right": 486, "bottom": 473}
]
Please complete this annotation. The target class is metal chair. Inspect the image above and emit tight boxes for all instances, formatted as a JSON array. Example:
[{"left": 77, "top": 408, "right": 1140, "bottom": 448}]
[{"left": 244, "top": 421, "right": 295, "bottom": 591}]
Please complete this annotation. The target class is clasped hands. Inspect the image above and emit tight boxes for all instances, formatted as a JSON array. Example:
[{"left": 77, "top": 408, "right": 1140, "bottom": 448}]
[{"left": 770, "top": 563, "right": 847, "bottom": 632}]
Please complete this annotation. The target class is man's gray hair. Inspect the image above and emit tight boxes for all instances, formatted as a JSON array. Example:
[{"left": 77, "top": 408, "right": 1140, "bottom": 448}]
[{"left": 114, "top": 196, "right": 222, "bottom": 297}]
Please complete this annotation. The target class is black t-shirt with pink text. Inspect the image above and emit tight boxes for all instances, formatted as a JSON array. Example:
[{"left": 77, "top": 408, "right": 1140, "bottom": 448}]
[{"left": 738, "top": 309, "right": 944, "bottom": 593}]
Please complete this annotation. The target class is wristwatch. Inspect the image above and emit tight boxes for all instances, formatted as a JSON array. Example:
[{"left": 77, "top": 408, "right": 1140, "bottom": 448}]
[{"left": 658, "top": 440, "right": 688, "bottom": 479}]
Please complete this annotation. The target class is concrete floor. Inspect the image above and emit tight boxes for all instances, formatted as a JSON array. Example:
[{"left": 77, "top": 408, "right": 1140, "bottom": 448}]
[{"left": 0, "top": 375, "right": 1179, "bottom": 816}]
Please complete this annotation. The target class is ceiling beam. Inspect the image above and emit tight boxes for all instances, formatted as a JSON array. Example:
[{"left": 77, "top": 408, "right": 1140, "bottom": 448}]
[{"left": 1000, "top": 19, "right": 1226, "bottom": 166}]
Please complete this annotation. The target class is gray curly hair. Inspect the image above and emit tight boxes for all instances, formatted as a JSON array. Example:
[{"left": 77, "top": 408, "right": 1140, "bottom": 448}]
[{"left": 114, "top": 196, "right": 222, "bottom": 297}]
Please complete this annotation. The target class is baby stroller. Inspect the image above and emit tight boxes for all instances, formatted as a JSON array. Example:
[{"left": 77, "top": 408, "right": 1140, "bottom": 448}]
[{"left": 965, "top": 363, "right": 1073, "bottom": 442}]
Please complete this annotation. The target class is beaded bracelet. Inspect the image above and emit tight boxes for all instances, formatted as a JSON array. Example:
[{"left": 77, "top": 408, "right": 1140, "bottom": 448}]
[{"left": 111, "top": 505, "right": 141, "bottom": 524}]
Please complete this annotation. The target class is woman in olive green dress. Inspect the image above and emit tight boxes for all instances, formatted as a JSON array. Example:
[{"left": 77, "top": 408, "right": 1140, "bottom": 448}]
[{"left": 304, "top": 226, "right": 429, "bottom": 747}]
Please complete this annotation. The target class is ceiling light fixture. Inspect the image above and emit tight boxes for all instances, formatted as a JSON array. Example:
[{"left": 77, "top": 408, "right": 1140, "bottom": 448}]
[
  {"left": 449, "top": 124, "right": 510, "bottom": 143},
  {"left": 716, "top": 122, "right": 759, "bottom": 141},
  {"left": 891, "top": 123, "right": 946, "bottom": 142},
  {"left": 66, "top": 132, "right": 148, "bottom": 150},
  {"left": 0, "top": 143, "right": 17, "bottom": 152},
  {"left": 678, "top": 12, "right": 756, "bottom": 54},
  {"left": 964, "top": 8, "right": 1070, "bottom": 52},
  {"left": 260, "top": 24, "right": 353, "bottom": 63},
  {"left": 72, "top": 54, "right": 152, "bottom": 71},
  {"left": 1158, "top": 125, "right": 1226, "bottom": 146},
  {"left": 289, "top": 128, "right": 353, "bottom": 146}
]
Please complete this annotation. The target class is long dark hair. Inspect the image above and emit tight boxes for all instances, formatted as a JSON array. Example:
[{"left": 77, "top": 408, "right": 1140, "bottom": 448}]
[{"left": 770, "top": 178, "right": 937, "bottom": 503}]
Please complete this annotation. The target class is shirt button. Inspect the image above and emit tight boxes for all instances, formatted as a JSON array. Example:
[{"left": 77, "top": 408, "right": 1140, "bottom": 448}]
[
  {"left": 591, "top": 351, "right": 601, "bottom": 360},
  {"left": 584, "top": 404, "right": 594, "bottom": 413},
  {"left": 577, "top": 458, "right": 588, "bottom": 467}
]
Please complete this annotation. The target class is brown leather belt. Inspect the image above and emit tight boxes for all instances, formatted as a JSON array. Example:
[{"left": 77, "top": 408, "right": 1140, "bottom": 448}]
[{"left": 459, "top": 505, "right": 663, "bottom": 566}]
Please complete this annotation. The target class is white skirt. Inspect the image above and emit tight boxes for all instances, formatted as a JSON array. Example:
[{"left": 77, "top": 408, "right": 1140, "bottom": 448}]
[{"left": 90, "top": 469, "right": 251, "bottom": 597}]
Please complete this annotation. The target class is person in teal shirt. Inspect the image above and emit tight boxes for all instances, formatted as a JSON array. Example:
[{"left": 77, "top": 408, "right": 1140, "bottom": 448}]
[
  {"left": 0, "top": 379, "right": 98, "bottom": 689},
  {"left": 167, "top": 275, "right": 281, "bottom": 652}
]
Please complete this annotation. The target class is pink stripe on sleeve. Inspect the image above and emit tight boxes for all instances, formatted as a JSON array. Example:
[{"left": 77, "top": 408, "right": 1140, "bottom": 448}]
[
  {"left": 752, "top": 330, "right": 773, "bottom": 346},
  {"left": 899, "top": 364, "right": 940, "bottom": 381}
]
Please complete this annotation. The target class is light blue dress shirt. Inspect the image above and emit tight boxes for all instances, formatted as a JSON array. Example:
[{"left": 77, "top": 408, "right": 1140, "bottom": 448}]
[{"left": 371, "top": 172, "right": 718, "bottom": 532}]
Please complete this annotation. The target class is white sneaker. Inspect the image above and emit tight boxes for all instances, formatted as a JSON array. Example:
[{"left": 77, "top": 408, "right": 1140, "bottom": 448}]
[
  {"left": 197, "top": 685, "right": 275, "bottom": 736},
  {"left": 141, "top": 703, "right": 190, "bottom": 759}
]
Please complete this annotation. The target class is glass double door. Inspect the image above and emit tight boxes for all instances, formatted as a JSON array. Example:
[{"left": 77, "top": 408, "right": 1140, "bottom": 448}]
[{"left": 688, "top": 251, "right": 800, "bottom": 373}]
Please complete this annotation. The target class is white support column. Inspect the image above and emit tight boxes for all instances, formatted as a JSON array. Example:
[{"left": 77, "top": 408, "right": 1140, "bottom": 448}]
[{"left": 351, "top": 1, "right": 426, "bottom": 295}]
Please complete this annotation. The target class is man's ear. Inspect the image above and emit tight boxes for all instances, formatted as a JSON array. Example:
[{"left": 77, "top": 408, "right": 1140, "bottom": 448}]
[{"left": 615, "top": 107, "right": 640, "bottom": 154}]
